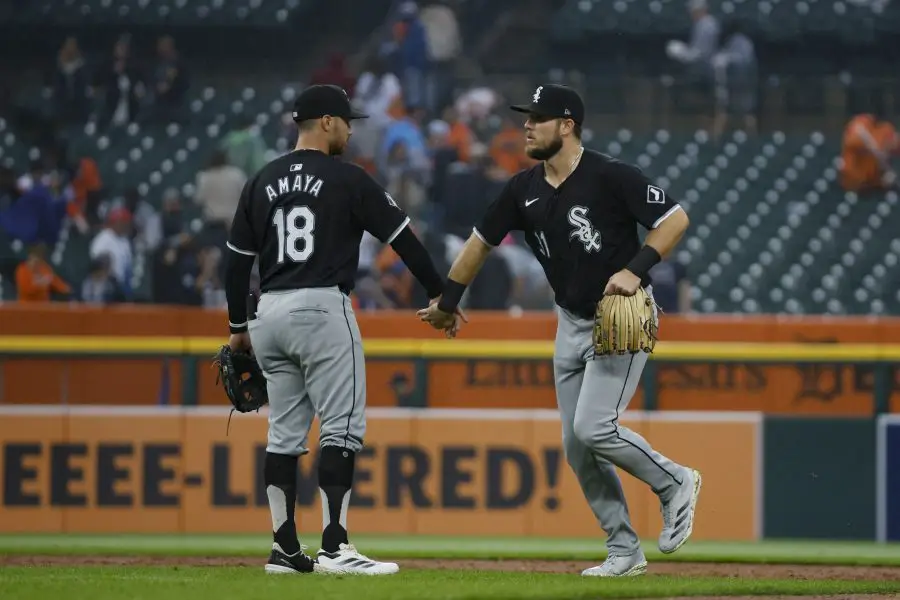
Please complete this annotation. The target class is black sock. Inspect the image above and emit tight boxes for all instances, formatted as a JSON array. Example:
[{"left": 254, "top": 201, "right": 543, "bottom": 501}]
[
  {"left": 318, "top": 445, "right": 355, "bottom": 553},
  {"left": 264, "top": 452, "right": 300, "bottom": 555}
]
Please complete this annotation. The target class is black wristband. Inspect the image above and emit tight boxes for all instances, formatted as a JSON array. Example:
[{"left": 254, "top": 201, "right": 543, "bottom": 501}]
[
  {"left": 437, "top": 279, "right": 466, "bottom": 313},
  {"left": 625, "top": 245, "right": 661, "bottom": 279}
]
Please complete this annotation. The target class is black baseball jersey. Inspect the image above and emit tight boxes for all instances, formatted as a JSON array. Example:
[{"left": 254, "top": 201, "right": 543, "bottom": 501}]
[
  {"left": 227, "top": 149, "right": 410, "bottom": 293},
  {"left": 474, "top": 149, "right": 683, "bottom": 320}
]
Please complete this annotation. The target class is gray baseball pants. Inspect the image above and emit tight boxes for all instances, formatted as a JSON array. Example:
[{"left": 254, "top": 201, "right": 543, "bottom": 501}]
[
  {"left": 554, "top": 290, "right": 688, "bottom": 555},
  {"left": 248, "top": 286, "right": 366, "bottom": 456}
]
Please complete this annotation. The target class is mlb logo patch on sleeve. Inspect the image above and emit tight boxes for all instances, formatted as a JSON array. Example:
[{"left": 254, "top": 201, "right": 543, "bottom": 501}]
[{"left": 647, "top": 185, "right": 665, "bottom": 204}]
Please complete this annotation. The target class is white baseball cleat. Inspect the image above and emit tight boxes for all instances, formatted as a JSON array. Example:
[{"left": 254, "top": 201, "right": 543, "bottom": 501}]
[
  {"left": 315, "top": 543, "right": 400, "bottom": 575},
  {"left": 658, "top": 467, "right": 702, "bottom": 554},
  {"left": 581, "top": 551, "right": 648, "bottom": 577}
]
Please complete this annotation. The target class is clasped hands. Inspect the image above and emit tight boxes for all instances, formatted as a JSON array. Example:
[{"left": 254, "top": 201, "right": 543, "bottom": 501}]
[
  {"left": 417, "top": 298, "right": 468, "bottom": 339},
  {"left": 417, "top": 269, "right": 638, "bottom": 339}
]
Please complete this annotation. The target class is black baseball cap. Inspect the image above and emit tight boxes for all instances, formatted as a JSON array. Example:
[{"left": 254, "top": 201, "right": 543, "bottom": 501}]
[
  {"left": 510, "top": 84, "right": 585, "bottom": 125},
  {"left": 291, "top": 84, "right": 368, "bottom": 123}
]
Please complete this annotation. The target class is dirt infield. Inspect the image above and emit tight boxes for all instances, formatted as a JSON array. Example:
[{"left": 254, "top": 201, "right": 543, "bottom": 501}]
[{"left": 3, "top": 555, "right": 897, "bottom": 599}]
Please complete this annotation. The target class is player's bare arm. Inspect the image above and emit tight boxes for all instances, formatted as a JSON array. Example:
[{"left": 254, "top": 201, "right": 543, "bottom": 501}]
[
  {"left": 416, "top": 233, "right": 488, "bottom": 334},
  {"left": 605, "top": 208, "right": 690, "bottom": 296}
]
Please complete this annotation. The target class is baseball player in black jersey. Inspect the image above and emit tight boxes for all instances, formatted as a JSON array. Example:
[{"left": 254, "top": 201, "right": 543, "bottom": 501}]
[
  {"left": 224, "top": 84, "right": 459, "bottom": 575},
  {"left": 419, "top": 84, "right": 701, "bottom": 577}
]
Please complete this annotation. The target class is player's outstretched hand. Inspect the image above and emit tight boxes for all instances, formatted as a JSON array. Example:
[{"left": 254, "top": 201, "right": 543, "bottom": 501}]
[{"left": 604, "top": 269, "right": 641, "bottom": 296}]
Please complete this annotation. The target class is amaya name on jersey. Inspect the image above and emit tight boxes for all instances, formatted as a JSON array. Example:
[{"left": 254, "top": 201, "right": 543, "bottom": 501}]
[{"left": 265, "top": 164, "right": 324, "bottom": 202}]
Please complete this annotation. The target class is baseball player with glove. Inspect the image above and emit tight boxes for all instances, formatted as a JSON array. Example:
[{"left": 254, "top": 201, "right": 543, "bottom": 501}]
[
  {"left": 219, "top": 84, "right": 455, "bottom": 576},
  {"left": 418, "top": 84, "right": 701, "bottom": 577}
]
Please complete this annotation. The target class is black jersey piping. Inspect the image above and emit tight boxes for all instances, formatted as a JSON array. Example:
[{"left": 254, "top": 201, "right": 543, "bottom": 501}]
[
  {"left": 613, "top": 354, "right": 683, "bottom": 485},
  {"left": 341, "top": 296, "right": 358, "bottom": 447}
]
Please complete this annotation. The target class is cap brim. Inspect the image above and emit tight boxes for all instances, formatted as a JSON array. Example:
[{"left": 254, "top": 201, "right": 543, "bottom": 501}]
[
  {"left": 509, "top": 103, "right": 539, "bottom": 114},
  {"left": 348, "top": 109, "right": 369, "bottom": 120}
]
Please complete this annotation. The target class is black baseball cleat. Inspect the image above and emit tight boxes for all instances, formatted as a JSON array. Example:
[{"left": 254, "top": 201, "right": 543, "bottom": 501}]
[{"left": 264, "top": 543, "right": 316, "bottom": 574}]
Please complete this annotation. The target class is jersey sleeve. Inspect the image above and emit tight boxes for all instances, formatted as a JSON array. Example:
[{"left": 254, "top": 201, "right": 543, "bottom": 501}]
[
  {"left": 226, "top": 178, "right": 258, "bottom": 256},
  {"left": 610, "top": 161, "right": 683, "bottom": 231},
  {"left": 351, "top": 167, "right": 411, "bottom": 244},
  {"left": 473, "top": 175, "right": 525, "bottom": 246}
]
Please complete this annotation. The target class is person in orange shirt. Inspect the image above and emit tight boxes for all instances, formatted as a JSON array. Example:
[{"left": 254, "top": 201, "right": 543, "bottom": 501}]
[
  {"left": 15, "top": 243, "right": 72, "bottom": 302},
  {"left": 490, "top": 115, "right": 537, "bottom": 177},
  {"left": 840, "top": 113, "right": 900, "bottom": 193},
  {"left": 442, "top": 106, "right": 473, "bottom": 163}
]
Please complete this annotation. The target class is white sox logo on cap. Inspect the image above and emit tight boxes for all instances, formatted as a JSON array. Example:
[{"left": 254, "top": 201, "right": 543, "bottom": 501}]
[{"left": 533, "top": 86, "right": 543, "bottom": 103}]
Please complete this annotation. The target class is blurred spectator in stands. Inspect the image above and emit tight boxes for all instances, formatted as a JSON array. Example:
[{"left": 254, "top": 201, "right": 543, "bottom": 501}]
[
  {"left": 159, "top": 188, "right": 191, "bottom": 249},
  {"left": 15, "top": 242, "right": 71, "bottom": 303},
  {"left": 491, "top": 115, "right": 535, "bottom": 177},
  {"left": 352, "top": 56, "right": 402, "bottom": 171},
  {"left": 420, "top": 0, "right": 461, "bottom": 110},
  {"left": 95, "top": 34, "right": 145, "bottom": 127},
  {"left": 53, "top": 36, "right": 90, "bottom": 125},
  {"left": 194, "top": 149, "right": 246, "bottom": 245},
  {"left": 394, "top": 2, "right": 431, "bottom": 112},
  {"left": 152, "top": 239, "right": 221, "bottom": 307},
  {"left": 378, "top": 106, "right": 430, "bottom": 188},
  {"left": 196, "top": 245, "right": 225, "bottom": 308},
  {"left": 711, "top": 18, "right": 758, "bottom": 140},
  {"left": 454, "top": 85, "right": 500, "bottom": 126},
  {"left": 80, "top": 255, "right": 126, "bottom": 305},
  {"left": 353, "top": 233, "right": 396, "bottom": 309},
  {"left": 425, "top": 118, "right": 462, "bottom": 211},
  {"left": 121, "top": 187, "right": 163, "bottom": 252},
  {"left": 309, "top": 51, "right": 356, "bottom": 97},
  {"left": 443, "top": 106, "right": 474, "bottom": 163},
  {"left": 840, "top": 113, "right": 900, "bottom": 193},
  {"left": 665, "top": 0, "right": 720, "bottom": 92},
  {"left": 150, "top": 35, "right": 188, "bottom": 123},
  {"left": 438, "top": 142, "right": 506, "bottom": 239},
  {"left": 495, "top": 236, "right": 552, "bottom": 310},
  {"left": 648, "top": 258, "right": 692, "bottom": 313},
  {"left": 382, "top": 140, "right": 428, "bottom": 219},
  {"left": 220, "top": 117, "right": 268, "bottom": 177},
  {"left": 89, "top": 206, "right": 133, "bottom": 299},
  {"left": 1, "top": 163, "right": 68, "bottom": 247},
  {"left": 372, "top": 219, "right": 447, "bottom": 308},
  {"left": 68, "top": 157, "right": 103, "bottom": 231},
  {"left": 150, "top": 193, "right": 201, "bottom": 304}
]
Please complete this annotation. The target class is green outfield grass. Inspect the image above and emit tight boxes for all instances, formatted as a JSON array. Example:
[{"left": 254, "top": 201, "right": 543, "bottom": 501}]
[
  {"left": 2, "top": 567, "right": 899, "bottom": 600},
  {"left": 1, "top": 534, "right": 900, "bottom": 566}
]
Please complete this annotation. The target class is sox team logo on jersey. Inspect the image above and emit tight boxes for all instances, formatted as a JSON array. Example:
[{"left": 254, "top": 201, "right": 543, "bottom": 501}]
[{"left": 568, "top": 206, "right": 602, "bottom": 253}]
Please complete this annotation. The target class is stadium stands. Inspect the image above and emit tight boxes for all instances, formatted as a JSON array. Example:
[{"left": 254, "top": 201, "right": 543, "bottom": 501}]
[{"left": 1, "top": 0, "right": 898, "bottom": 315}]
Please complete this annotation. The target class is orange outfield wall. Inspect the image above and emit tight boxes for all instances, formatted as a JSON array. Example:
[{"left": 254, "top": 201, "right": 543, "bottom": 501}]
[{"left": 0, "top": 304, "right": 898, "bottom": 414}]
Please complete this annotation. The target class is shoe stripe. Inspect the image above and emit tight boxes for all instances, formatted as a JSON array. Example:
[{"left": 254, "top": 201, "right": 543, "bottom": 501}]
[
  {"left": 674, "top": 511, "right": 690, "bottom": 530},
  {"left": 339, "top": 558, "right": 377, "bottom": 568}
]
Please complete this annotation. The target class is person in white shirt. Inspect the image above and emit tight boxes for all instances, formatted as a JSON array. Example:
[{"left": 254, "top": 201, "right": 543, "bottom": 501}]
[
  {"left": 351, "top": 57, "right": 402, "bottom": 163},
  {"left": 89, "top": 206, "right": 134, "bottom": 295}
]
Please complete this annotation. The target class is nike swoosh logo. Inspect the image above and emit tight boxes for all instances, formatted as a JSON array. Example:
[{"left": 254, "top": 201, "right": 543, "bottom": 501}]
[{"left": 525, "top": 198, "right": 540, "bottom": 207}]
